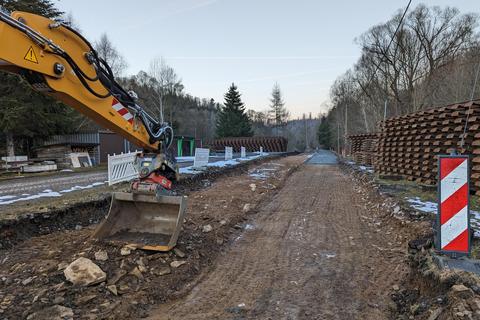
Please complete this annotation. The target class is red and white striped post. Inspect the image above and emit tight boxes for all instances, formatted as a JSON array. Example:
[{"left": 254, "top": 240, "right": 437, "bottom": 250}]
[{"left": 438, "top": 155, "right": 470, "bottom": 256}]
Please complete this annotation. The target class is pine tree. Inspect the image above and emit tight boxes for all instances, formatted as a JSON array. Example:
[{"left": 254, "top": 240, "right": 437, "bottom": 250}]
[
  {"left": 0, "top": 0, "right": 62, "bottom": 18},
  {"left": 317, "top": 116, "right": 332, "bottom": 149},
  {"left": 269, "top": 82, "right": 289, "bottom": 134},
  {"left": 216, "top": 83, "right": 253, "bottom": 138}
]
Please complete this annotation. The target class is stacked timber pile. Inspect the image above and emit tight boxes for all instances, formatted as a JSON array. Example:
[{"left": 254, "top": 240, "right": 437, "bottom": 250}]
[
  {"left": 348, "top": 133, "right": 379, "bottom": 165},
  {"left": 376, "top": 100, "right": 480, "bottom": 191},
  {"left": 35, "top": 145, "right": 72, "bottom": 168},
  {"left": 209, "top": 137, "right": 288, "bottom": 152}
]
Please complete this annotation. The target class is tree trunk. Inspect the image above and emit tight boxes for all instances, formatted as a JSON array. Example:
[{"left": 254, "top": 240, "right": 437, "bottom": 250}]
[
  {"left": 361, "top": 106, "right": 369, "bottom": 133},
  {"left": 6, "top": 132, "right": 14, "bottom": 157}
]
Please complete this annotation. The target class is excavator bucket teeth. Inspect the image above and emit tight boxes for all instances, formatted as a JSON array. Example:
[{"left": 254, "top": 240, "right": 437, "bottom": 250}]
[{"left": 92, "top": 192, "right": 187, "bottom": 251}]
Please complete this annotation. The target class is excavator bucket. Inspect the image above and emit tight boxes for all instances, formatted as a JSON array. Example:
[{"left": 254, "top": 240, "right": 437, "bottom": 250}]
[{"left": 92, "top": 192, "right": 188, "bottom": 251}]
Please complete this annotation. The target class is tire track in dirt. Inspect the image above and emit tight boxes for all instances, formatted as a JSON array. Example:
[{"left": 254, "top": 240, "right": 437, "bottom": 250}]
[{"left": 148, "top": 161, "right": 407, "bottom": 319}]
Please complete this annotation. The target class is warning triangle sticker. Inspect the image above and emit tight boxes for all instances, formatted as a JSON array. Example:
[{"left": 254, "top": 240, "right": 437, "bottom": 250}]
[{"left": 24, "top": 46, "right": 38, "bottom": 64}]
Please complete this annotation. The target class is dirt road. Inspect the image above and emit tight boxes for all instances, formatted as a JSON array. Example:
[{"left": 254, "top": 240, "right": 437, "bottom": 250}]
[{"left": 149, "top": 151, "right": 407, "bottom": 319}]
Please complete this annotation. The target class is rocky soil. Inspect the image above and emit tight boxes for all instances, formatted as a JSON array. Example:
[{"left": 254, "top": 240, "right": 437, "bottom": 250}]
[
  {"left": 0, "top": 155, "right": 304, "bottom": 319},
  {"left": 344, "top": 161, "right": 480, "bottom": 320}
]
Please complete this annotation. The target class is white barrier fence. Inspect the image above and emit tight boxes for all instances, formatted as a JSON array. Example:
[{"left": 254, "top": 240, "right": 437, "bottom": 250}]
[
  {"left": 108, "top": 151, "right": 140, "bottom": 186},
  {"left": 193, "top": 148, "right": 210, "bottom": 169},
  {"left": 225, "top": 147, "right": 233, "bottom": 160},
  {"left": 241, "top": 146, "right": 246, "bottom": 158}
]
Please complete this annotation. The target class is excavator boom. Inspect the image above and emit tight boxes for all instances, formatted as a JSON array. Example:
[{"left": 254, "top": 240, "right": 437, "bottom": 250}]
[{"left": 0, "top": 10, "right": 187, "bottom": 251}]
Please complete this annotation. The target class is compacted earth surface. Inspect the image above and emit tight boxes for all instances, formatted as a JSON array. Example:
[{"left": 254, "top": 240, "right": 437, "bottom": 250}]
[
  {"left": 0, "top": 154, "right": 305, "bottom": 319},
  {"left": 148, "top": 151, "right": 419, "bottom": 320},
  {"left": 3, "top": 151, "right": 480, "bottom": 320}
]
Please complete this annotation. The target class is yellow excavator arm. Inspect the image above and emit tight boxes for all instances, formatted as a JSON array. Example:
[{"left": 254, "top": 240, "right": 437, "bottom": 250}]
[
  {"left": 0, "top": 10, "right": 172, "bottom": 153},
  {"left": 0, "top": 10, "right": 187, "bottom": 252}
]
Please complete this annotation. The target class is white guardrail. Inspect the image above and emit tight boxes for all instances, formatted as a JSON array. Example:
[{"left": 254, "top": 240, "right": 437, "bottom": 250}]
[{"left": 107, "top": 151, "right": 140, "bottom": 186}]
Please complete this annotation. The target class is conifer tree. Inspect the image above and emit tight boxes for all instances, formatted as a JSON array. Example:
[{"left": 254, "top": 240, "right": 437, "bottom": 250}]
[
  {"left": 317, "top": 116, "right": 332, "bottom": 149},
  {"left": 216, "top": 83, "right": 253, "bottom": 138},
  {"left": 0, "top": 0, "right": 73, "bottom": 156},
  {"left": 269, "top": 82, "right": 289, "bottom": 135}
]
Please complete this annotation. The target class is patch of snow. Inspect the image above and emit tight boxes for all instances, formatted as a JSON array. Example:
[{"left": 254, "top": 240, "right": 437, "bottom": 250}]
[
  {"left": 0, "top": 181, "right": 106, "bottom": 205},
  {"left": 406, "top": 197, "right": 480, "bottom": 239},
  {"left": 358, "top": 165, "right": 374, "bottom": 173},
  {"left": 59, "top": 181, "right": 105, "bottom": 193},
  {"left": 180, "top": 154, "right": 266, "bottom": 175},
  {"left": 179, "top": 167, "right": 199, "bottom": 175},
  {"left": 248, "top": 165, "right": 279, "bottom": 180},
  {"left": 207, "top": 159, "right": 239, "bottom": 168},
  {"left": 0, "top": 195, "right": 16, "bottom": 200},
  {"left": 60, "top": 169, "right": 74, "bottom": 172},
  {"left": 406, "top": 197, "right": 437, "bottom": 213},
  {"left": 319, "top": 251, "right": 337, "bottom": 259},
  {"left": 249, "top": 172, "right": 268, "bottom": 180},
  {"left": 175, "top": 156, "right": 195, "bottom": 163},
  {"left": 244, "top": 224, "right": 255, "bottom": 230},
  {"left": 0, "top": 190, "right": 61, "bottom": 205}
]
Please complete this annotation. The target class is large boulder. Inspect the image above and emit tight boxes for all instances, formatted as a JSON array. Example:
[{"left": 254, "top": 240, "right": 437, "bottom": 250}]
[{"left": 64, "top": 257, "right": 106, "bottom": 286}]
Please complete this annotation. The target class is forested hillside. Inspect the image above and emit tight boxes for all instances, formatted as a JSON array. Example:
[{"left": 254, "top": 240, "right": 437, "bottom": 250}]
[{"left": 323, "top": 4, "right": 480, "bottom": 151}]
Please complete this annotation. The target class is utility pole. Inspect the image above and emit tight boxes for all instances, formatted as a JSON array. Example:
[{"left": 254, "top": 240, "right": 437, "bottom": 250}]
[
  {"left": 345, "top": 104, "right": 348, "bottom": 137},
  {"left": 344, "top": 104, "right": 349, "bottom": 156},
  {"left": 336, "top": 106, "right": 341, "bottom": 154},
  {"left": 384, "top": 73, "right": 388, "bottom": 121},
  {"left": 303, "top": 114, "right": 309, "bottom": 151},
  {"left": 384, "top": 99, "right": 387, "bottom": 121}
]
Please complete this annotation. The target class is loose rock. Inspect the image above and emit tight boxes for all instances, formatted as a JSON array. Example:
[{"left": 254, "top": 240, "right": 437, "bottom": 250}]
[
  {"left": 120, "top": 246, "right": 132, "bottom": 256},
  {"left": 94, "top": 250, "right": 108, "bottom": 262},
  {"left": 242, "top": 203, "right": 251, "bottom": 213},
  {"left": 170, "top": 260, "right": 186, "bottom": 268},
  {"left": 27, "top": 305, "right": 73, "bottom": 320},
  {"left": 427, "top": 308, "right": 443, "bottom": 320},
  {"left": 108, "top": 269, "right": 127, "bottom": 285},
  {"left": 75, "top": 294, "right": 97, "bottom": 306},
  {"left": 153, "top": 266, "right": 171, "bottom": 276},
  {"left": 22, "top": 277, "right": 33, "bottom": 286},
  {"left": 173, "top": 248, "right": 186, "bottom": 258},
  {"left": 202, "top": 225, "right": 213, "bottom": 233},
  {"left": 130, "top": 267, "right": 144, "bottom": 280},
  {"left": 107, "top": 285, "right": 118, "bottom": 296},
  {"left": 64, "top": 257, "right": 106, "bottom": 286},
  {"left": 451, "top": 284, "right": 474, "bottom": 299}
]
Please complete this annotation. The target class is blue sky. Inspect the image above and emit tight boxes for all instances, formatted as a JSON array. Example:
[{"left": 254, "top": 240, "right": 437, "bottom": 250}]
[{"left": 56, "top": 0, "right": 479, "bottom": 118}]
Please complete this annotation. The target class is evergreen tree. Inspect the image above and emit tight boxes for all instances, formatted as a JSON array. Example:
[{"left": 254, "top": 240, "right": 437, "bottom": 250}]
[
  {"left": 0, "top": 0, "right": 62, "bottom": 18},
  {"left": 317, "top": 116, "right": 332, "bottom": 149},
  {"left": 0, "top": 0, "right": 70, "bottom": 156},
  {"left": 269, "top": 82, "right": 289, "bottom": 134},
  {"left": 216, "top": 83, "right": 253, "bottom": 138}
]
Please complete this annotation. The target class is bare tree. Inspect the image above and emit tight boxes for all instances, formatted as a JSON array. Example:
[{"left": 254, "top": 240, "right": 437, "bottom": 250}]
[
  {"left": 61, "top": 11, "right": 81, "bottom": 32},
  {"left": 324, "top": 4, "right": 480, "bottom": 152},
  {"left": 149, "top": 57, "right": 184, "bottom": 124},
  {"left": 94, "top": 33, "right": 128, "bottom": 76}
]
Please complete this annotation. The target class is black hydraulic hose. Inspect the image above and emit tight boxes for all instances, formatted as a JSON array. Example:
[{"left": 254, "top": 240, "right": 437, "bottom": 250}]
[{"left": 0, "top": 10, "right": 173, "bottom": 147}]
